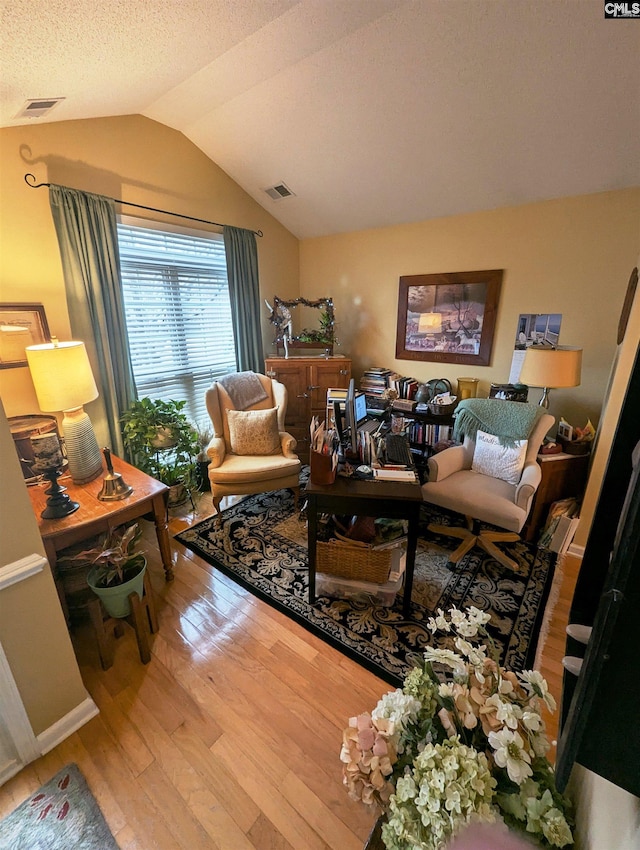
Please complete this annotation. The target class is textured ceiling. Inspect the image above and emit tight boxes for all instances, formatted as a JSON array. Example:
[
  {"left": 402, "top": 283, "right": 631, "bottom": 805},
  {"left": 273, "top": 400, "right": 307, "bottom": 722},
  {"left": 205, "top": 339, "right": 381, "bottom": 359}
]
[{"left": 2, "top": 0, "right": 639, "bottom": 238}]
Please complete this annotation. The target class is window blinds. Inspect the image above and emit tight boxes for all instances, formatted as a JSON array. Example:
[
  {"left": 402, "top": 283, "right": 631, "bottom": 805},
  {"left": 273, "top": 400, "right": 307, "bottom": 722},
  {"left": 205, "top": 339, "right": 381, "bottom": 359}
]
[{"left": 118, "top": 222, "right": 236, "bottom": 426}]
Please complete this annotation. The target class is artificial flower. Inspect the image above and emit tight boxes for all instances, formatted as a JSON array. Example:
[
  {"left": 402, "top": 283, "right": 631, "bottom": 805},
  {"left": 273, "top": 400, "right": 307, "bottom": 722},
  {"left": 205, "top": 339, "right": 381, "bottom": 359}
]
[{"left": 341, "top": 606, "right": 574, "bottom": 850}]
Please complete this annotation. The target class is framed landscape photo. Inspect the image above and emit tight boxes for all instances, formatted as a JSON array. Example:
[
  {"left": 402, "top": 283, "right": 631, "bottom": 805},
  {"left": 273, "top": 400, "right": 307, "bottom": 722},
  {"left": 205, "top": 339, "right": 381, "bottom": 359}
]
[
  {"left": 395, "top": 270, "right": 503, "bottom": 366},
  {"left": 0, "top": 303, "right": 51, "bottom": 369}
]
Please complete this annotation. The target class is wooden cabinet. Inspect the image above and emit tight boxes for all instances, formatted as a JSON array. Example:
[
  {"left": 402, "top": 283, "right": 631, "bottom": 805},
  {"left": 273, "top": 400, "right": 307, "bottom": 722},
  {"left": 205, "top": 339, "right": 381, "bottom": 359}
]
[
  {"left": 522, "top": 451, "right": 590, "bottom": 542},
  {"left": 265, "top": 356, "right": 351, "bottom": 463}
]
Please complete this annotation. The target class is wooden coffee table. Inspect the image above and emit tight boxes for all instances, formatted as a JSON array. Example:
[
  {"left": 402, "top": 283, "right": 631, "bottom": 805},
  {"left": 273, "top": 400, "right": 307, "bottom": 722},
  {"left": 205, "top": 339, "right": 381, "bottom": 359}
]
[{"left": 27, "top": 455, "right": 173, "bottom": 618}]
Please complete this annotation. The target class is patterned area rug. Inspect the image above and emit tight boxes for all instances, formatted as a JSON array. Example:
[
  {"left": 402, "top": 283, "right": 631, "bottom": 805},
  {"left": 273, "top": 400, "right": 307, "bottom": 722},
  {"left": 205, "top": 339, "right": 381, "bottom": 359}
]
[
  {"left": 176, "top": 482, "right": 555, "bottom": 686},
  {"left": 0, "top": 764, "right": 118, "bottom": 850}
]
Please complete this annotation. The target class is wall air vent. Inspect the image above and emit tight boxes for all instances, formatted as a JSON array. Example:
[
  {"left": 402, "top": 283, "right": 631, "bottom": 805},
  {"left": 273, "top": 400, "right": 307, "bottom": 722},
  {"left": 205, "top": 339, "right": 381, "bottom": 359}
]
[
  {"left": 263, "top": 182, "right": 296, "bottom": 201},
  {"left": 14, "top": 97, "right": 65, "bottom": 119}
]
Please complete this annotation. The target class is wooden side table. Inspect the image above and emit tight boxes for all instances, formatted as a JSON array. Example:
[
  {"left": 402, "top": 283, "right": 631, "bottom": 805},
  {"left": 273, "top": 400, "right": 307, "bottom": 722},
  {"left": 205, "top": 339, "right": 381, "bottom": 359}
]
[
  {"left": 522, "top": 451, "right": 590, "bottom": 543},
  {"left": 27, "top": 455, "right": 173, "bottom": 619}
]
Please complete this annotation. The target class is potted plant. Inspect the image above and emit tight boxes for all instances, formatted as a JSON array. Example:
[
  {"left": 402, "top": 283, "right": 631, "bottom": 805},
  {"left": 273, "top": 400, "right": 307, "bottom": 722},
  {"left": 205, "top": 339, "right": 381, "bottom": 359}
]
[
  {"left": 121, "top": 398, "right": 199, "bottom": 505},
  {"left": 77, "top": 523, "right": 147, "bottom": 618}
]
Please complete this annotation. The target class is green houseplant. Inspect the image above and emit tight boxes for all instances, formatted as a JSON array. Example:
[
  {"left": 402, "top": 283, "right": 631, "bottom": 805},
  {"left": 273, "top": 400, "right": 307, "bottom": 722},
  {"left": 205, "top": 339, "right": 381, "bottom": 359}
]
[
  {"left": 66, "top": 523, "right": 147, "bottom": 618},
  {"left": 121, "top": 398, "right": 199, "bottom": 504}
]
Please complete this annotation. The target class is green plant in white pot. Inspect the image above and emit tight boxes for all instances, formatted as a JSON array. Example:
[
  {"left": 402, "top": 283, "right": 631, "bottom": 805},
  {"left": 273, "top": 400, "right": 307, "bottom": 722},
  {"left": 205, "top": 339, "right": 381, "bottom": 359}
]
[{"left": 84, "top": 523, "right": 147, "bottom": 618}]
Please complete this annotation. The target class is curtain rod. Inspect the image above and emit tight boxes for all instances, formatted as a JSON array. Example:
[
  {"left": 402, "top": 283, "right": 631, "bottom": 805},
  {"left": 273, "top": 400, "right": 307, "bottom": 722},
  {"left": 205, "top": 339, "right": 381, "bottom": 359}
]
[{"left": 24, "top": 173, "right": 263, "bottom": 237}]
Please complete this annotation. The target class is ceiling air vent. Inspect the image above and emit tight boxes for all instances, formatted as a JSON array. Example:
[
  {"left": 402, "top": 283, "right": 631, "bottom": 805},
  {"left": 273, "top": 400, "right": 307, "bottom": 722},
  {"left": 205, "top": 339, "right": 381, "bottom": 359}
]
[
  {"left": 263, "top": 182, "right": 295, "bottom": 201},
  {"left": 14, "top": 97, "right": 65, "bottom": 119}
]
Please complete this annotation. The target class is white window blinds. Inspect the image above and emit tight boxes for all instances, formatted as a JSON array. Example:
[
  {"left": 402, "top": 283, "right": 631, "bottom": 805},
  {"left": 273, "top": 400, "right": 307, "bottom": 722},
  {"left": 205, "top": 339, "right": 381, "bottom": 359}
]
[{"left": 118, "top": 221, "right": 236, "bottom": 426}]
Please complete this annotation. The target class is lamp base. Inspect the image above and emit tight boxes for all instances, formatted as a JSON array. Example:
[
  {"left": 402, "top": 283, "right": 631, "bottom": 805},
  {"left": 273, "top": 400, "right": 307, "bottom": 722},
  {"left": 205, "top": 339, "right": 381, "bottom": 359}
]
[
  {"left": 41, "top": 469, "right": 80, "bottom": 519},
  {"left": 62, "top": 407, "right": 103, "bottom": 484},
  {"left": 539, "top": 387, "right": 551, "bottom": 408}
]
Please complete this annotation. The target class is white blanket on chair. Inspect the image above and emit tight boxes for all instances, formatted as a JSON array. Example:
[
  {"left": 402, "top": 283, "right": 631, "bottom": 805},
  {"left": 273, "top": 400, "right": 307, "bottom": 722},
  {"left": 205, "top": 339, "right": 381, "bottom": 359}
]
[{"left": 219, "top": 371, "right": 268, "bottom": 410}]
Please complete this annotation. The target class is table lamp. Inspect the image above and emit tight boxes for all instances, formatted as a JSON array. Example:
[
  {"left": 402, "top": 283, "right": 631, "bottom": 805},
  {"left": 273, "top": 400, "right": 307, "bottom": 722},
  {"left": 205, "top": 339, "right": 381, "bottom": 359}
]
[
  {"left": 518, "top": 346, "right": 582, "bottom": 408},
  {"left": 26, "top": 339, "right": 103, "bottom": 484}
]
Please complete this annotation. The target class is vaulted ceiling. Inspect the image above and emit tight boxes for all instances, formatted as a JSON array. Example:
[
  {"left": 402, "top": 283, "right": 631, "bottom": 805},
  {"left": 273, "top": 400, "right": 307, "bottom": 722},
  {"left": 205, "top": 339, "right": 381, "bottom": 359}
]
[{"left": 2, "top": 0, "right": 639, "bottom": 238}]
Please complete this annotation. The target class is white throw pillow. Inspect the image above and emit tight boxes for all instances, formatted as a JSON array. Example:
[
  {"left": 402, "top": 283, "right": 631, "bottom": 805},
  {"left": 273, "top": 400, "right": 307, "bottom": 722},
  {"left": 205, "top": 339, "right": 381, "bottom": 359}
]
[
  {"left": 227, "top": 407, "right": 281, "bottom": 455},
  {"left": 471, "top": 430, "right": 528, "bottom": 485}
]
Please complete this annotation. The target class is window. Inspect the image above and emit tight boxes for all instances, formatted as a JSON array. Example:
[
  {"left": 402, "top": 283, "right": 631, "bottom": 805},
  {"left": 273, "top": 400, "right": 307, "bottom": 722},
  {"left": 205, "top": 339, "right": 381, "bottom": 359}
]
[{"left": 118, "top": 219, "right": 236, "bottom": 426}]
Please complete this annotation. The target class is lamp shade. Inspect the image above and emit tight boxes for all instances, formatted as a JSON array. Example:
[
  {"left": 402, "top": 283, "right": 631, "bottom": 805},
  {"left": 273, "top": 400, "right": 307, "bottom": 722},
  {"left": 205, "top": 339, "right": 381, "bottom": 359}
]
[
  {"left": 418, "top": 312, "right": 442, "bottom": 334},
  {"left": 519, "top": 347, "right": 582, "bottom": 389},
  {"left": 26, "top": 341, "right": 98, "bottom": 412}
]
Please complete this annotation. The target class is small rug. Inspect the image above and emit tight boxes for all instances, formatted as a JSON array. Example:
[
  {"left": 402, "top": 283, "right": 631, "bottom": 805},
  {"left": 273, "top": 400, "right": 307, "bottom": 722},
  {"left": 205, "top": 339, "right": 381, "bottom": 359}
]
[
  {"left": 176, "top": 482, "right": 555, "bottom": 686},
  {"left": 0, "top": 764, "right": 118, "bottom": 850}
]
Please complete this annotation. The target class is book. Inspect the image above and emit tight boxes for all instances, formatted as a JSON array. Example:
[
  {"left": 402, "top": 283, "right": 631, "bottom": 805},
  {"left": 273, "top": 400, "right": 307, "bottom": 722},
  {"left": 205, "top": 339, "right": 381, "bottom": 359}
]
[{"left": 373, "top": 468, "right": 417, "bottom": 482}]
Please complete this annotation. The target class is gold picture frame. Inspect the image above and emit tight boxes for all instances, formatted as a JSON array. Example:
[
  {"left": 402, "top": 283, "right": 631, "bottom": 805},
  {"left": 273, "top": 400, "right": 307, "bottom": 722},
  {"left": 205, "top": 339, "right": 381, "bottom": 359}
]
[
  {"left": 0, "top": 303, "right": 51, "bottom": 369},
  {"left": 395, "top": 270, "right": 503, "bottom": 366}
]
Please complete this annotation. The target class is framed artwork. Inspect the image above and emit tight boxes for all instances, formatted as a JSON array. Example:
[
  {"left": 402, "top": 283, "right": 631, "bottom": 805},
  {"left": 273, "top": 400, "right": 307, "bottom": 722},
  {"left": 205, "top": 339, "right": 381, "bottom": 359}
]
[
  {"left": 0, "top": 303, "right": 51, "bottom": 369},
  {"left": 395, "top": 270, "right": 503, "bottom": 366}
]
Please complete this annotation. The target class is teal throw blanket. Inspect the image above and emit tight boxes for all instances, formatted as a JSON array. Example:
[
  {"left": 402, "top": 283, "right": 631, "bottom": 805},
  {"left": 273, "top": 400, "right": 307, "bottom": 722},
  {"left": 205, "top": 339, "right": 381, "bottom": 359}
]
[{"left": 453, "top": 399, "right": 543, "bottom": 447}]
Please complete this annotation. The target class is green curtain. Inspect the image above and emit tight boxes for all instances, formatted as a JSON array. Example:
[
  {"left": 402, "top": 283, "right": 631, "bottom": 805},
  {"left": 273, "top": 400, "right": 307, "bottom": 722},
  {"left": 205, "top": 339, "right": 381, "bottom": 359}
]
[
  {"left": 49, "top": 185, "right": 136, "bottom": 456},
  {"left": 223, "top": 225, "right": 264, "bottom": 373}
]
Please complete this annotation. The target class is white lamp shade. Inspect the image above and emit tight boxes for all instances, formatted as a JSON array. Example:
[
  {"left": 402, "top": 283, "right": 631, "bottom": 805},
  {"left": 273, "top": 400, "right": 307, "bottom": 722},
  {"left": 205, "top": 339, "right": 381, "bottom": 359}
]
[
  {"left": 418, "top": 312, "right": 442, "bottom": 334},
  {"left": 26, "top": 341, "right": 98, "bottom": 412},
  {"left": 519, "top": 346, "right": 582, "bottom": 389}
]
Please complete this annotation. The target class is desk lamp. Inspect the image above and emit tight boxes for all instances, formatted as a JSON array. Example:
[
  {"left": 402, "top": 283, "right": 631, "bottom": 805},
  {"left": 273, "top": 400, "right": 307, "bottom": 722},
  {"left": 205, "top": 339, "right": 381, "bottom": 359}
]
[
  {"left": 519, "top": 346, "right": 582, "bottom": 408},
  {"left": 26, "top": 339, "right": 103, "bottom": 484}
]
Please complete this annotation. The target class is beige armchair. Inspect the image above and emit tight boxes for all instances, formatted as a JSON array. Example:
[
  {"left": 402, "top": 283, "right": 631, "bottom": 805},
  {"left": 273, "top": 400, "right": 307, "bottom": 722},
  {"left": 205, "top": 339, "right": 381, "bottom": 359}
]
[
  {"left": 205, "top": 373, "right": 301, "bottom": 514},
  {"left": 422, "top": 402, "right": 554, "bottom": 570}
]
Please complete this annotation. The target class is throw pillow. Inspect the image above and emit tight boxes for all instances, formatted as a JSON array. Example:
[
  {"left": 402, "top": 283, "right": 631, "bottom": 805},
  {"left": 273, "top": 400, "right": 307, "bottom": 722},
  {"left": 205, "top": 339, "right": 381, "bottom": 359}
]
[
  {"left": 471, "top": 430, "right": 528, "bottom": 485},
  {"left": 227, "top": 407, "right": 281, "bottom": 456}
]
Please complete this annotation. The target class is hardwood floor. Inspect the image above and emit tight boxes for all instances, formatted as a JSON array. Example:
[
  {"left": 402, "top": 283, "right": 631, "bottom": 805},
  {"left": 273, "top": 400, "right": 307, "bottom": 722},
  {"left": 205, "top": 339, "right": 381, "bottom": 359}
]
[{"left": 0, "top": 494, "right": 579, "bottom": 849}]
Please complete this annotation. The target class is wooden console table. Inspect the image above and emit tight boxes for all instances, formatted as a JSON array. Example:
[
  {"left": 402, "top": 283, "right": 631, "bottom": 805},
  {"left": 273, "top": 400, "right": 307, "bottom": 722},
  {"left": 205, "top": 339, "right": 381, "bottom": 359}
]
[
  {"left": 305, "top": 475, "right": 423, "bottom": 617},
  {"left": 27, "top": 456, "right": 173, "bottom": 617}
]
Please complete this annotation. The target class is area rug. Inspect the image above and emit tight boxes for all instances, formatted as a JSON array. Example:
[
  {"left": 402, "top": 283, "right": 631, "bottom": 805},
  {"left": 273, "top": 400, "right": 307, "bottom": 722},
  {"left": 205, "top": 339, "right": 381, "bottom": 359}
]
[
  {"left": 0, "top": 764, "right": 118, "bottom": 850},
  {"left": 176, "top": 483, "right": 555, "bottom": 686}
]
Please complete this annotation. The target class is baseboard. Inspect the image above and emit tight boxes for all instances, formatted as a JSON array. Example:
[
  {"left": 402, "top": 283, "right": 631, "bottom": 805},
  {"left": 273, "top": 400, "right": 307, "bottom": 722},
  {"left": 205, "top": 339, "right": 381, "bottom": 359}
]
[
  {"left": 36, "top": 693, "right": 99, "bottom": 755},
  {"left": 566, "top": 542, "right": 585, "bottom": 558}
]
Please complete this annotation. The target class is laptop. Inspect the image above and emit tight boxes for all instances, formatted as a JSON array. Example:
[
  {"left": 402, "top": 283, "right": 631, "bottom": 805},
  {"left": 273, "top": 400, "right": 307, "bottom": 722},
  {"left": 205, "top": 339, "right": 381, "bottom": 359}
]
[{"left": 354, "top": 391, "right": 381, "bottom": 434}]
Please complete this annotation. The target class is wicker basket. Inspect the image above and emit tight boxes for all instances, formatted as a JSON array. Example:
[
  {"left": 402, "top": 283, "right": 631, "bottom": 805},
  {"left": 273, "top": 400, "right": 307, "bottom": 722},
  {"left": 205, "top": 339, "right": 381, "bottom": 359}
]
[
  {"left": 426, "top": 399, "right": 458, "bottom": 416},
  {"left": 316, "top": 536, "right": 393, "bottom": 583}
]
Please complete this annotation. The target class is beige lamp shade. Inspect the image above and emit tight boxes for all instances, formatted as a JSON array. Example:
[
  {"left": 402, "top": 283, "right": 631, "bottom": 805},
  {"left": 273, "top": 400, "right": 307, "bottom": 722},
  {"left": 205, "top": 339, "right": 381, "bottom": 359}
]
[
  {"left": 519, "top": 346, "right": 582, "bottom": 389},
  {"left": 418, "top": 312, "right": 442, "bottom": 334},
  {"left": 26, "top": 340, "right": 98, "bottom": 412}
]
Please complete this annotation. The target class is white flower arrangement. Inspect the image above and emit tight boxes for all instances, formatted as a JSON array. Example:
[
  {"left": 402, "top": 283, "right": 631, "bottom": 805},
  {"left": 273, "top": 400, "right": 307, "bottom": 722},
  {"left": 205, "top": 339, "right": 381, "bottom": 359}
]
[{"left": 340, "top": 606, "right": 574, "bottom": 850}]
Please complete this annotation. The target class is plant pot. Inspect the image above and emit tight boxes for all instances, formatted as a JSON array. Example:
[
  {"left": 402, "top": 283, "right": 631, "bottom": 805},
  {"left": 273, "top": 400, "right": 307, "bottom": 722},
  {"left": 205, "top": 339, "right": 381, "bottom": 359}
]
[
  {"left": 151, "top": 427, "right": 177, "bottom": 449},
  {"left": 168, "top": 480, "right": 189, "bottom": 507},
  {"left": 87, "top": 559, "right": 147, "bottom": 618},
  {"left": 195, "top": 459, "right": 211, "bottom": 491}
]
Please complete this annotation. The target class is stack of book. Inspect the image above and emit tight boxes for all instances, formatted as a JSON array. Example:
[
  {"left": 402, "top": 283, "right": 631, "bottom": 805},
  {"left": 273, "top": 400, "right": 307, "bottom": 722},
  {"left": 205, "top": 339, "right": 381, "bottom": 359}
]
[
  {"left": 360, "top": 367, "right": 392, "bottom": 397},
  {"left": 538, "top": 497, "right": 581, "bottom": 554}
]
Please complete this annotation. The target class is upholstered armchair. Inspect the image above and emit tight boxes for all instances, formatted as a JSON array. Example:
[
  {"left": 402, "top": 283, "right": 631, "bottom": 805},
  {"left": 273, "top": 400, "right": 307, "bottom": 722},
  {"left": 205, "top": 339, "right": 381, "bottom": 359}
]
[
  {"left": 205, "top": 372, "right": 301, "bottom": 514},
  {"left": 421, "top": 400, "right": 554, "bottom": 570}
]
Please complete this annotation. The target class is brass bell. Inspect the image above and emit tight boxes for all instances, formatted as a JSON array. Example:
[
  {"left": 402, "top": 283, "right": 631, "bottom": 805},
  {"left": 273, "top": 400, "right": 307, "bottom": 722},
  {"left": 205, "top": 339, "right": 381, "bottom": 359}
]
[{"left": 97, "top": 447, "right": 133, "bottom": 501}]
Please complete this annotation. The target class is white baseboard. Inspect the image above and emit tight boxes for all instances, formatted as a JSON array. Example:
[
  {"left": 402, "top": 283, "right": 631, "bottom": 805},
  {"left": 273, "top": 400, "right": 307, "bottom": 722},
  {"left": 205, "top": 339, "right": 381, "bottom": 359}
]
[
  {"left": 36, "top": 694, "right": 99, "bottom": 755},
  {"left": 566, "top": 542, "right": 585, "bottom": 558}
]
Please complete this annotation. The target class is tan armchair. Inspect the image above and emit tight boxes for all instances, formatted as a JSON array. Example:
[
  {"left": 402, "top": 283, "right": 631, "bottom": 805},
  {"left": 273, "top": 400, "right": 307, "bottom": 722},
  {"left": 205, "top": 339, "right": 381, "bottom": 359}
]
[
  {"left": 422, "top": 402, "right": 554, "bottom": 570},
  {"left": 205, "top": 373, "right": 301, "bottom": 514}
]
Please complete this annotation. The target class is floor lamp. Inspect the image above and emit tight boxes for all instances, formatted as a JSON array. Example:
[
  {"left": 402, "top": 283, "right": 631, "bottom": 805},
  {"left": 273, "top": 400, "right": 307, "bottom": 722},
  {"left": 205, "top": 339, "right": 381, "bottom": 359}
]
[
  {"left": 519, "top": 346, "right": 582, "bottom": 408},
  {"left": 26, "top": 339, "right": 104, "bottom": 484}
]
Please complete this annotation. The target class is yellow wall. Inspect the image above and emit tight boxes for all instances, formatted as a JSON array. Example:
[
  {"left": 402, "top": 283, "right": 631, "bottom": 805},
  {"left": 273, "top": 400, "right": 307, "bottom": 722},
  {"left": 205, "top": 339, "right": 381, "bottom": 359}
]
[
  {"left": 0, "top": 400, "right": 88, "bottom": 735},
  {"left": 0, "top": 115, "right": 299, "bottom": 444},
  {"left": 300, "top": 190, "right": 640, "bottom": 434}
]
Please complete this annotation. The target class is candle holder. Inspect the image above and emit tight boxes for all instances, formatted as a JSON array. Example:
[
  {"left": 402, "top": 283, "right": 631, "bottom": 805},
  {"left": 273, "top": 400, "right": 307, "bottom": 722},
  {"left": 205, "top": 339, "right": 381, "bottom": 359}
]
[
  {"left": 30, "top": 432, "right": 79, "bottom": 519},
  {"left": 40, "top": 467, "right": 80, "bottom": 519}
]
